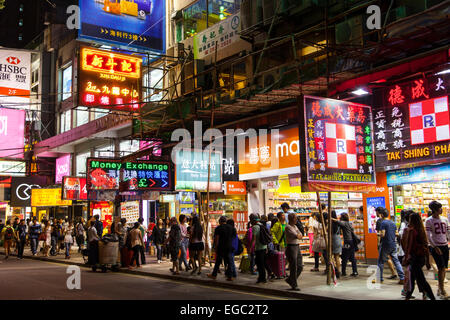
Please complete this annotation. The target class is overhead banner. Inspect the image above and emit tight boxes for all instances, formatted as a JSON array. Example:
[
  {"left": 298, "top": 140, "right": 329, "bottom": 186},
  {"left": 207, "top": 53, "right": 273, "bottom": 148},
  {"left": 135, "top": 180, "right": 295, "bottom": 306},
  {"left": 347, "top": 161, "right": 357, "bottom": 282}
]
[
  {"left": 374, "top": 74, "right": 450, "bottom": 168},
  {"left": 86, "top": 158, "right": 121, "bottom": 190},
  {"left": 62, "top": 176, "right": 87, "bottom": 200},
  {"left": 10, "top": 176, "right": 47, "bottom": 207},
  {"left": 79, "top": 0, "right": 165, "bottom": 52},
  {"left": 174, "top": 149, "right": 222, "bottom": 192},
  {"left": 0, "top": 108, "right": 25, "bottom": 158},
  {"left": 0, "top": 49, "right": 31, "bottom": 108},
  {"left": 78, "top": 47, "right": 142, "bottom": 111},
  {"left": 122, "top": 160, "right": 171, "bottom": 191},
  {"left": 55, "top": 154, "right": 71, "bottom": 184},
  {"left": 0, "top": 160, "right": 25, "bottom": 176},
  {"left": 300, "top": 95, "right": 376, "bottom": 191},
  {"left": 31, "top": 188, "right": 72, "bottom": 207}
]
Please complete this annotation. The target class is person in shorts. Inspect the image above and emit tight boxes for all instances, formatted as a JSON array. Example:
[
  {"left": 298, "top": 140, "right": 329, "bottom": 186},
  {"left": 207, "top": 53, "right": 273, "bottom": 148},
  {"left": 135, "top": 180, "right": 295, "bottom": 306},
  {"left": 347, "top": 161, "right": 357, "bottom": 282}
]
[{"left": 426, "top": 201, "right": 449, "bottom": 299}]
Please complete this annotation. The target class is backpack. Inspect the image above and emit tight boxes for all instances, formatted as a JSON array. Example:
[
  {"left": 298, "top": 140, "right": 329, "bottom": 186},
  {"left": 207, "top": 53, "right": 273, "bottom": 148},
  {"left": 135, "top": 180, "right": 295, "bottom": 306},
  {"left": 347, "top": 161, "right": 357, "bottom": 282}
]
[
  {"left": 257, "top": 223, "right": 273, "bottom": 245},
  {"left": 4, "top": 227, "right": 14, "bottom": 240},
  {"left": 236, "top": 238, "right": 244, "bottom": 255}
]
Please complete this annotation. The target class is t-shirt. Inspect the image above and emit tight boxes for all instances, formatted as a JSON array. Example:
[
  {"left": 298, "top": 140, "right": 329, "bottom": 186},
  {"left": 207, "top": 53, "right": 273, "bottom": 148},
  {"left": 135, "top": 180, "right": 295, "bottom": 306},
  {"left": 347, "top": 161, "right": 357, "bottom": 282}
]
[
  {"left": 425, "top": 216, "right": 450, "bottom": 247},
  {"left": 379, "top": 219, "right": 397, "bottom": 249},
  {"left": 252, "top": 224, "right": 267, "bottom": 251},
  {"left": 214, "top": 224, "right": 233, "bottom": 254},
  {"left": 285, "top": 224, "right": 301, "bottom": 245}
]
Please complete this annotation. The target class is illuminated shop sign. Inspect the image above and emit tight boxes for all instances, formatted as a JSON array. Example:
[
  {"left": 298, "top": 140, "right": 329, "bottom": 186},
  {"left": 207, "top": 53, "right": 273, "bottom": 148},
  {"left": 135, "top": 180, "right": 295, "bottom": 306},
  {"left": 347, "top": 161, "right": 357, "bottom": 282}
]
[
  {"left": 62, "top": 176, "right": 87, "bottom": 200},
  {"left": 122, "top": 161, "right": 171, "bottom": 191},
  {"left": 31, "top": 188, "right": 72, "bottom": 207},
  {"left": 78, "top": 47, "right": 142, "bottom": 111}
]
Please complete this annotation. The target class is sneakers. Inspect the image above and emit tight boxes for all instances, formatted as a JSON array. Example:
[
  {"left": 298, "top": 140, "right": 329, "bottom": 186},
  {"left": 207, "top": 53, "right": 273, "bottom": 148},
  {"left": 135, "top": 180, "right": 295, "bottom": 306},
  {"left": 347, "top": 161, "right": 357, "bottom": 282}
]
[
  {"left": 350, "top": 272, "right": 358, "bottom": 277},
  {"left": 388, "top": 275, "right": 398, "bottom": 280}
]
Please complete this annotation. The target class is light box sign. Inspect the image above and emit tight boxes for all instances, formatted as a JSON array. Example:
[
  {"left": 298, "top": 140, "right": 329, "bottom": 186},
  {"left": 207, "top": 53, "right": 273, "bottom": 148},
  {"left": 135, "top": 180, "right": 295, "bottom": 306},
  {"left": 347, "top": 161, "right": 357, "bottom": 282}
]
[
  {"left": 55, "top": 154, "right": 71, "bottom": 183},
  {"left": 302, "top": 95, "right": 376, "bottom": 188},
  {"left": 78, "top": 47, "right": 142, "bottom": 111},
  {"left": 86, "top": 158, "right": 121, "bottom": 190},
  {"left": 10, "top": 176, "right": 47, "bottom": 207},
  {"left": 224, "top": 181, "right": 246, "bottom": 195},
  {"left": 0, "top": 160, "right": 25, "bottom": 176},
  {"left": 175, "top": 149, "right": 222, "bottom": 192},
  {"left": 122, "top": 160, "right": 171, "bottom": 191},
  {"left": 31, "top": 188, "right": 72, "bottom": 207},
  {"left": 386, "top": 163, "right": 450, "bottom": 186},
  {"left": 79, "top": 0, "right": 165, "bottom": 52},
  {"left": 0, "top": 49, "right": 31, "bottom": 108},
  {"left": 62, "top": 176, "right": 87, "bottom": 200},
  {"left": 0, "top": 108, "right": 25, "bottom": 158}
]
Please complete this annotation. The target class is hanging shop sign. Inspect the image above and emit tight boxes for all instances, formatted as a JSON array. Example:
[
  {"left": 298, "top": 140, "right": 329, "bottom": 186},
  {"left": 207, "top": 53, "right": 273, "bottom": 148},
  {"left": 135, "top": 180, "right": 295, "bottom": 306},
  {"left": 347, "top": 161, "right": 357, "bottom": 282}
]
[
  {"left": 0, "top": 108, "right": 25, "bottom": 158},
  {"left": 374, "top": 73, "right": 450, "bottom": 168},
  {"left": 55, "top": 154, "right": 71, "bottom": 183},
  {"left": 62, "top": 176, "right": 87, "bottom": 200},
  {"left": 86, "top": 158, "right": 121, "bottom": 190},
  {"left": 300, "top": 95, "right": 376, "bottom": 190},
  {"left": 79, "top": 0, "right": 165, "bottom": 52},
  {"left": 10, "top": 176, "right": 47, "bottom": 207},
  {"left": 222, "top": 145, "right": 239, "bottom": 181},
  {"left": 174, "top": 149, "right": 222, "bottom": 192},
  {"left": 122, "top": 160, "right": 171, "bottom": 191},
  {"left": 31, "top": 188, "right": 72, "bottom": 207},
  {"left": 386, "top": 163, "right": 450, "bottom": 186},
  {"left": 0, "top": 160, "right": 25, "bottom": 176},
  {"left": 224, "top": 181, "right": 246, "bottom": 195},
  {"left": 0, "top": 49, "right": 31, "bottom": 108},
  {"left": 120, "top": 201, "right": 140, "bottom": 226},
  {"left": 78, "top": 47, "right": 142, "bottom": 111},
  {"left": 238, "top": 126, "right": 300, "bottom": 181},
  {"left": 193, "top": 13, "right": 240, "bottom": 60}
]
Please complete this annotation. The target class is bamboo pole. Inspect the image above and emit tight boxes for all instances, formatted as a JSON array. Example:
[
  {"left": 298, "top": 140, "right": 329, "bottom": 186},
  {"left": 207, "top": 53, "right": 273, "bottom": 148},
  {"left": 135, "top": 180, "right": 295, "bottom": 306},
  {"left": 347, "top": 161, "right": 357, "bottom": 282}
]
[
  {"left": 327, "top": 191, "right": 332, "bottom": 285},
  {"left": 316, "top": 191, "right": 330, "bottom": 285}
]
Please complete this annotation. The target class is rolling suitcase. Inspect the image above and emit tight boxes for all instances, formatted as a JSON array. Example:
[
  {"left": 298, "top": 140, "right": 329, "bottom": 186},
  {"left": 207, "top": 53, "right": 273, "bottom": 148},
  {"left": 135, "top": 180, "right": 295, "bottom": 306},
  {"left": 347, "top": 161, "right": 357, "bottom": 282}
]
[
  {"left": 239, "top": 254, "right": 251, "bottom": 273},
  {"left": 268, "top": 251, "right": 286, "bottom": 278}
]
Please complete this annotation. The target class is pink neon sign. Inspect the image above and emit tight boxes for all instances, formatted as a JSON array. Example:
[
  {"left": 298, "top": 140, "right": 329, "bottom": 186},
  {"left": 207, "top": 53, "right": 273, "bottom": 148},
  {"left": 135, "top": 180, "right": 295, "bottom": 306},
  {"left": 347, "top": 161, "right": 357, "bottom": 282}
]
[
  {"left": 55, "top": 154, "right": 71, "bottom": 183},
  {"left": 0, "top": 108, "right": 25, "bottom": 158}
]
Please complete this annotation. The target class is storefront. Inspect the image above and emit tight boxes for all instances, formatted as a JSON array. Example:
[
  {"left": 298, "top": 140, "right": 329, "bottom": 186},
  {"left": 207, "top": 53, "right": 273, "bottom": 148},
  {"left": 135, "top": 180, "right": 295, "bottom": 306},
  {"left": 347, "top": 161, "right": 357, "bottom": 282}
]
[
  {"left": 31, "top": 188, "right": 72, "bottom": 221},
  {"left": 10, "top": 176, "right": 47, "bottom": 221}
]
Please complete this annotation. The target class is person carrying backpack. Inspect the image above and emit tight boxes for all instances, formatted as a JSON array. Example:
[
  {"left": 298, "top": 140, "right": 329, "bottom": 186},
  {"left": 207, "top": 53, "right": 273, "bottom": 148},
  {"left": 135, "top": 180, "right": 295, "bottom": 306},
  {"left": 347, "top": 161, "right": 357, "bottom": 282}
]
[
  {"left": 2, "top": 220, "right": 16, "bottom": 259},
  {"left": 250, "top": 214, "right": 272, "bottom": 284}
]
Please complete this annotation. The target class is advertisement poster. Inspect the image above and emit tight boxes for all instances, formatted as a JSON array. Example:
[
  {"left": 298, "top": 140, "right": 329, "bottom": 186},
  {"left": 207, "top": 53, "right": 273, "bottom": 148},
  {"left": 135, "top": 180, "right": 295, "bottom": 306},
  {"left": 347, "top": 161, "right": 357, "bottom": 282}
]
[
  {"left": 87, "top": 158, "right": 121, "bottom": 190},
  {"left": 10, "top": 176, "right": 47, "bottom": 207},
  {"left": 386, "top": 163, "right": 450, "bottom": 186},
  {"left": 122, "top": 160, "right": 171, "bottom": 191},
  {"left": 55, "top": 154, "right": 71, "bottom": 183},
  {"left": 120, "top": 201, "right": 140, "bottom": 226},
  {"left": 0, "top": 108, "right": 25, "bottom": 158},
  {"left": 0, "top": 160, "right": 26, "bottom": 176},
  {"left": 78, "top": 47, "right": 142, "bottom": 111},
  {"left": 0, "top": 49, "right": 31, "bottom": 108},
  {"left": 303, "top": 95, "right": 376, "bottom": 187},
  {"left": 233, "top": 211, "right": 248, "bottom": 236},
  {"left": 79, "top": 0, "right": 165, "bottom": 52},
  {"left": 366, "top": 197, "right": 385, "bottom": 233},
  {"left": 62, "top": 177, "right": 87, "bottom": 200},
  {"left": 175, "top": 149, "right": 222, "bottom": 192},
  {"left": 31, "top": 189, "right": 72, "bottom": 207}
]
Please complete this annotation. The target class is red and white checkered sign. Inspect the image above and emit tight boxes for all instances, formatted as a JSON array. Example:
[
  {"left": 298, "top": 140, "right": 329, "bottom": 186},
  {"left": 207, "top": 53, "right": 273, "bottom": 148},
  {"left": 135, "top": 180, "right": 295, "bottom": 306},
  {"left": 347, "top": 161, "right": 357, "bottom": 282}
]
[
  {"left": 409, "top": 97, "right": 450, "bottom": 145},
  {"left": 325, "top": 122, "right": 357, "bottom": 170}
]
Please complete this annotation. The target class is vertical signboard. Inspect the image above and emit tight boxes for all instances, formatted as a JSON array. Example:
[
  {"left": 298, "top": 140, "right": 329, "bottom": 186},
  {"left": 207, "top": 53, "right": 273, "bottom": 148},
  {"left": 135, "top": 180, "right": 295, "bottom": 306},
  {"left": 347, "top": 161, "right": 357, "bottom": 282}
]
[
  {"left": 0, "top": 49, "right": 31, "bottom": 107},
  {"left": 79, "top": 0, "right": 165, "bottom": 52},
  {"left": 0, "top": 108, "right": 25, "bottom": 158},
  {"left": 62, "top": 176, "right": 88, "bottom": 200},
  {"left": 86, "top": 158, "right": 121, "bottom": 190},
  {"left": 55, "top": 154, "right": 71, "bottom": 184}
]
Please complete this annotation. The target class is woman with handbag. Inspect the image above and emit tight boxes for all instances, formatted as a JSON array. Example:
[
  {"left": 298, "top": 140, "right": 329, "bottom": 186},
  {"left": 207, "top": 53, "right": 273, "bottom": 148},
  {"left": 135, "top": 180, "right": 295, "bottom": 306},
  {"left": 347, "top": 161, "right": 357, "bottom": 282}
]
[
  {"left": 311, "top": 213, "right": 329, "bottom": 273},
  {"left": 42, "top": 220, "right": 52, "bottom": 257},
  {"left": 331, "top": 213, "right": 358, "bottom": 277}
]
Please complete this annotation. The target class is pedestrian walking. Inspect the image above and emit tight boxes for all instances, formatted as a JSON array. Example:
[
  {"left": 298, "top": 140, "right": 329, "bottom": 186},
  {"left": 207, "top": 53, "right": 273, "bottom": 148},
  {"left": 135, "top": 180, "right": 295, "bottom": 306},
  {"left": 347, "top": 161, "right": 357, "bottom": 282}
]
[
  {"left": 129, "top": 222, "right": 144, "bottom": 270},
  {"left": 332, "top": 213, "right": 358, "bottom": 277},
  {"left": 376, "top": 207, "right": 405, "bottom": 284},
  {"left": 166, "top": 217, "right": 181, "bottom": 275},
  {"left": 87, "top": 220, "right": 100, "bottom": 266},
  {"left": 153, "top": 218, "right": 166, "bottom": 264},
  {"left": 425, "top": 201, "right": 449, "bottom": 299},
  {"left": 189, "top": 215, "right": 204, "bottom": 275},
  {"left": 75, "top": 218, "right": 86, "bottom": 252},
  {"left": 226, "top": 219, "right": 238, "bottom": 279},
  {"left": 271, "top": 212, "right": 287, "bottom": 252},
  {"left": 164, "top": 218, "right": 171, "bottom": 260},
  {"left": 285, "top": 213, "right": 303, "bottom": 291},
  {"left": 2, "top": 220, "right": 16, "bottom": 259},
  {"left": 207, "top": 216, "right": 234, "bottom": 281},
  {"left": 94, "top": 215, "right": 103, "bottom": 239},
  {"left": 403, "top": 212, "right": 436, "bottom": 300},
  {"left": 178, "top": 214, "right": 191, "bottom": 271},
  {"left": 311, "top": 213, "right": 329, "bottom": 273},
  {"left": 330, "top": 211, "right": 342, "bottom": 278},
  {"left": 398, "top": 210, "right": 410, "bottom": 264},
  {"left": 137, "top": 218, "right": 147, "bottom": 265},
  {"left": 16, "top": 219, "right": 27, "bottom": 259},
  {"left": 251, "top": 215, "right": 270, "bottom": 284},
  {"left": 375, "top": 208, "right": 398, "bottom": 279},
  {"left": 29, "top": 218, "right": 41, "bottom": 256},
  {"left": 42, "top": 220, "right": 52, "bottom": 257},
  {"left": 64, "top": 221, "right": 74, "bottom": 259},
  {"left": 243, "top": 220, "right": 256, "bottom": 275}
]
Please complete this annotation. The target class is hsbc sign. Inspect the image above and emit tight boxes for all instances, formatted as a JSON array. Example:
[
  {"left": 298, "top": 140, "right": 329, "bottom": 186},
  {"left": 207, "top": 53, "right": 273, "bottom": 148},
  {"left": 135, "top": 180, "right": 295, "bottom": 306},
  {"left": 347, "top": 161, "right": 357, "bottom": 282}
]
[
  {"left": 10, "top": 176, "right": 47, "bottom": 207},
  {"left": 0, "top": 49, "right": 31, "bottom": 108}
]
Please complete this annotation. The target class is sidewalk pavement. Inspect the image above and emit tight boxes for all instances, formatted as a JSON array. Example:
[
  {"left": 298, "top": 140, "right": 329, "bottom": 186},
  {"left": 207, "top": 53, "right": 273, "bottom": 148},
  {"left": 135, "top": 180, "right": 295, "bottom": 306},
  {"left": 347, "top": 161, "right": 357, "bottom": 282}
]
[{"left": 0, "top": 247, "right": 447, "bottom": 300}]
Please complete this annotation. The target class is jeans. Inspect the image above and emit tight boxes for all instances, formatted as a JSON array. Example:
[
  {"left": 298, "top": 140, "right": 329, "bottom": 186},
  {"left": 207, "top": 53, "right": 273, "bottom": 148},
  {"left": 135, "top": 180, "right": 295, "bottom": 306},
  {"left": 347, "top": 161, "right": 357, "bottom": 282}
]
[
  {"left": 156, "top": 244, "right": 163, "bottom": 261},
  {"left": 30, "top": 238, "right": 38, "bottom": 255},
  {"left": 285, "top": 245, "right": 303, "bottom": 288},
  {"left": 249, "top": 252, "right": 256, "bottom": 273},
  {"left": 228, "top": 252, "right": 237, "bottom": 278},
  {"left": 212, "top": 252, "right": 231, "bottom": 278},
  {"left": 179, "top": 238, "right": 189, "bottom": 269},
  {"left": 341, "top": 240, "right": 358, "bottom": 275},
  {"left": 314, "top": 250, "right": 329, "bottom": 270},
  {"left": 50, "top": 236, "right": 57, "bottom": 255},
  {"left": 139, "top": 245, "right": 146, "bottom": 264},
  {"left": 255, "top": 249, "right": 267, "bottom": 282},
  {"left": 17, "top": 238, "right": 26, "bottom": 258},
  {"left": 65, "top": 243, "right": 72, "bottom": 257},
  {"left": 406, "top": 255, "right": 435, "bottom": 300},
  {"left": 130, "top": 245, "right": 142, "bottom": 267},
  {"left": 377, "top": 245, "right": 405, "bottom": 281}
]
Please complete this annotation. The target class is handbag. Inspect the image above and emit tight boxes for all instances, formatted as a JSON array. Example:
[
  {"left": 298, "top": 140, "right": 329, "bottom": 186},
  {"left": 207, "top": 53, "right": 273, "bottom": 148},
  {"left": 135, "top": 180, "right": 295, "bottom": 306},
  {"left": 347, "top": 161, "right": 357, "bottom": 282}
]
[
  {"left": 351, "top": 230, "right": 361, "bottom": 251},
  {"left": 312, "top": 236, "right": 326, "bottom": 252},
  {"left": 38, "top": 233, "right": 46, "bottom": 241}
]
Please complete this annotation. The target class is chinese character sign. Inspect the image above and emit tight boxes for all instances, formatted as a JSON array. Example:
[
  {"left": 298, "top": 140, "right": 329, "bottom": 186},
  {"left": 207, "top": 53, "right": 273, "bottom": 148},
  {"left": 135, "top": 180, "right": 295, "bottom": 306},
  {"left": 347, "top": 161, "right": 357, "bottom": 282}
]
[
  {"left": 122, "top": 161, "right": 171, "bottom": 191},
  {"left": 0, "top": 50, "right": 31, "bottom": 108},
  {"left": 79, "top": 0, "right": 165, "bottom": 52},
  {"left": 303, "top": 96, "right": 376, "bottom": 185},
  {"left": 86, "top": 158, "right": 121, "bottom": 190},
  {"left": 78, "top": 47, "right": 142, "bottom": 111}
]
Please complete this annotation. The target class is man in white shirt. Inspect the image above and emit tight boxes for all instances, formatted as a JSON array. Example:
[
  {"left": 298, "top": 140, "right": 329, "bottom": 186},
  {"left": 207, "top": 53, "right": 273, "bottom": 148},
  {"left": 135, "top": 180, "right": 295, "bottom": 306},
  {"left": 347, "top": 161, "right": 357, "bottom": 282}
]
[{"left": 425, "top": 201, "right": 449, "bottom": 299}]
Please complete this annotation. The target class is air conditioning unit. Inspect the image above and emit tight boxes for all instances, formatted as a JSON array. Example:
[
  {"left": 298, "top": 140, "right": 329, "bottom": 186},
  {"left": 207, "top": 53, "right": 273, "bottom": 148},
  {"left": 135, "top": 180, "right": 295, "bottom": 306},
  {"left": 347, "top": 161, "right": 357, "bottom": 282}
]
[{"left": 335, "top": 15, "right": 363, "bottom": 46}]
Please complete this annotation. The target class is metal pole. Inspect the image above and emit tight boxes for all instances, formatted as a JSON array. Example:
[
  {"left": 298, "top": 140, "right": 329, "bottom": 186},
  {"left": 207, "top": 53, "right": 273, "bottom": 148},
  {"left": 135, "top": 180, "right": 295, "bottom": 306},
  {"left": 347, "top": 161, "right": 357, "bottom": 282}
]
[
  {"left": 316, "top": 191, "right": 329, "bottom": 285},
  {"left": 327, "top": 191, "right": 332, "bottom": 285}
]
